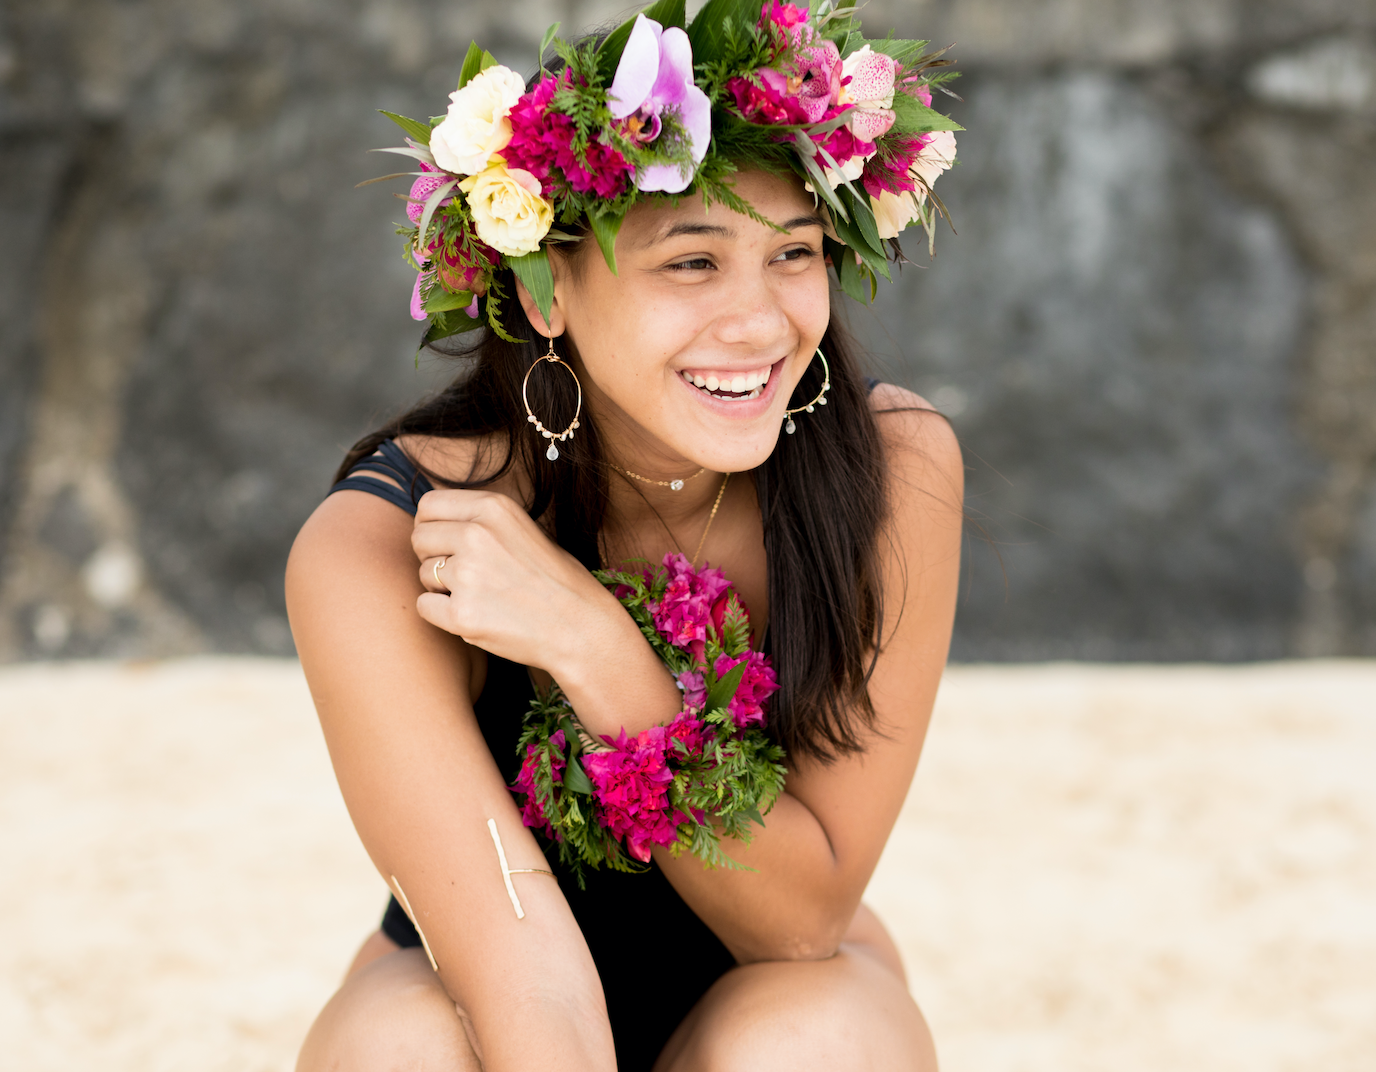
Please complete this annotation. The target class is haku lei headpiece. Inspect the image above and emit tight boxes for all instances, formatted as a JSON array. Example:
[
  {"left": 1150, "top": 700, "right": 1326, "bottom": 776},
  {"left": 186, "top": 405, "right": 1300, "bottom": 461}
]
[{"left": 368, "top": 0, "right": 961, "bottom": 346}]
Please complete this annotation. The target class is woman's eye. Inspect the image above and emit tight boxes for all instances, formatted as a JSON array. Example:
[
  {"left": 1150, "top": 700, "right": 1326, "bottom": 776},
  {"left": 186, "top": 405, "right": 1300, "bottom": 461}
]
[
  {"left": 774, "top": 246, "right": 818, "bottom": 264},
  {"left": 668, "top": 257, "right": 714, "bottom": 272}
]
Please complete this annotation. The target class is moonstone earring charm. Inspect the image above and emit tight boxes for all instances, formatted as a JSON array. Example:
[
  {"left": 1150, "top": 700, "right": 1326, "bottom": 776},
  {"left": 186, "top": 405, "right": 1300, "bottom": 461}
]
[
  {"left": 783, "top": 348, "right": 831, "bottom": 434},
  {"left": 522, "top": 333, "right": 582, "bottom": 461}
]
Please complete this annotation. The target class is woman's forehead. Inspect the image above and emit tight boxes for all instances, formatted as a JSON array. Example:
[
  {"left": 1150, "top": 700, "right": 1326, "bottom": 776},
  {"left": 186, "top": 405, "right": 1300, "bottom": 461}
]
[{"left": 623, "top": 171, "right": 821, "bottom": 248}]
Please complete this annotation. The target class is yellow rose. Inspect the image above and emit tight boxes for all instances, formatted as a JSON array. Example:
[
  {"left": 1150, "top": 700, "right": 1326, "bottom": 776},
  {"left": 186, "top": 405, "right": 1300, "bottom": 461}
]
[{"left": 458, "top": 163, "right": 553, "bottom": 257}]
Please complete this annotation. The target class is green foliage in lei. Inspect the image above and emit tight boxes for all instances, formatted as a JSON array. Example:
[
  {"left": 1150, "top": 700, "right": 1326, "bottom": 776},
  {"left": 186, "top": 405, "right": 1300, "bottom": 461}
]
[{"left": 513, "top": 564, "right": 787, "bottom": 888}]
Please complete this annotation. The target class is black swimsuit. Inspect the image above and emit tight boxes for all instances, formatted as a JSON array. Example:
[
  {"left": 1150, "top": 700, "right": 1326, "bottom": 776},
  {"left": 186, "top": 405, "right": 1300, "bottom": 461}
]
[{"left": 331, "top": 439, "right": 736, "bottom": 1071}]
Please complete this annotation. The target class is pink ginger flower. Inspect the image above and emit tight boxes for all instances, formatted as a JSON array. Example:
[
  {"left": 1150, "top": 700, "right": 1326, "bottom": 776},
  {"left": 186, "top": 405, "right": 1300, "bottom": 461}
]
[
  {"left": 503, "top": 71, "right": 634, "bottom": 200},
  {"left": 647, "top": 553, "right": 732, "bottom": 651},
  {"left": 583, "top": 725, "right": 686, "bottom": 862},
  {"left": 712, "top": 651, "right": 779, "bottom": 730},
  {"left": 512, "top": 729, "right": 566, "bottom": 839}
]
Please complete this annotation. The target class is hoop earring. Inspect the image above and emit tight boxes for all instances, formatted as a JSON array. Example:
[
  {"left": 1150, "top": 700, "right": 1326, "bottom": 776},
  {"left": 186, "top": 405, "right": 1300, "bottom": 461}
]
[
  {"left": 523, "top": 333, "right": 583, "bottom": 461},
  {"left": 783, "top": 348, "right": 831, "bottom": 435}
]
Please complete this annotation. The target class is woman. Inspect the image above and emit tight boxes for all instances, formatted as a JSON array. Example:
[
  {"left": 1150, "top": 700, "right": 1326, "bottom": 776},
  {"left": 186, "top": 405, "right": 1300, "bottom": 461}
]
[{"left": 287, "top": 6, "right": 963, "bottom": 1069}]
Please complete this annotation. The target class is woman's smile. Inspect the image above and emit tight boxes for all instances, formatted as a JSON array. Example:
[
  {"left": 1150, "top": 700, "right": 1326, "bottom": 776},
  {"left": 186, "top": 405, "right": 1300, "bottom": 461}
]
[{"left": 675, "top": 356, "right": 786, "bottom": 415}]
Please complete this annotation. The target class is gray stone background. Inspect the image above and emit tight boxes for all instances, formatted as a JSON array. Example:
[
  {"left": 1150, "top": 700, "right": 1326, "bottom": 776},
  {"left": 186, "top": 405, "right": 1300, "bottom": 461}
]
[{"left": 1, "top": 0, "right": 1373, "bottom": 663}]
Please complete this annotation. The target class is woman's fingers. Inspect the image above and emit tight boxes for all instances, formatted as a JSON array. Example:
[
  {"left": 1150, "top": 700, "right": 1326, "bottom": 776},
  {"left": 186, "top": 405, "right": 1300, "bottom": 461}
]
[{"left": 421, "top": 556, "right": 451, "bottom": 594}]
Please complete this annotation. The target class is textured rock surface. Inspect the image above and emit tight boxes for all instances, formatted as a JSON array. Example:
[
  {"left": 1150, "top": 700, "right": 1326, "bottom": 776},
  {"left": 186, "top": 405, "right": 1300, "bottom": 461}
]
[{"left": 2, "top": 0, "right": 1375, "bottom": 660}]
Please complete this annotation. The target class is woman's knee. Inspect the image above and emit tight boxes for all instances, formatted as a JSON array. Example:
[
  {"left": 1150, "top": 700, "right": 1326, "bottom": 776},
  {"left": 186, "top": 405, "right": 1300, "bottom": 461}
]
[
  {"left": 297, "top": 948, "right": 480, "bottom": 1072},
  {"left": 662, "top": 953, "right": 934, "bottom": 1072}
]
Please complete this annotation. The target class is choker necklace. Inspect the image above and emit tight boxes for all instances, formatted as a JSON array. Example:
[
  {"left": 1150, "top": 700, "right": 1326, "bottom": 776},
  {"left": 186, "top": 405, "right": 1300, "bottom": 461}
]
[{"left": 609, "top": 463, "right": 707, "bottom": 492}]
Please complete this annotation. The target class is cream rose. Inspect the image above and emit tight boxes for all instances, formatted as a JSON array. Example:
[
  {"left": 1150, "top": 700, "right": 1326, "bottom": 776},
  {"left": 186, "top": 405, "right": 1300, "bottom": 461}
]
[
  {"left": 429, "top": 65, "right": 526, "bottom": 175},
  {"left": 458, "top": 162, "right": 553, "bottom": 256},
  {"left": 869, "top": 132, "right": 958, "bottom": 239}
]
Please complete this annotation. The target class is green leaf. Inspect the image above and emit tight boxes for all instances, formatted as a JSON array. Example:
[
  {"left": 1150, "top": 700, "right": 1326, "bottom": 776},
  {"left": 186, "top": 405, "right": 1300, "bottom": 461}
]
[
  {"left": 456, "top": 42, "right": 498, "bottom": 89},
  {"left": 421, "top": 308, "right": 484, "bottom": 348},
  {"left": 597, "top": 0, "right": 688, "bottom": 82},
  {"left": 835, "top": 242, "right": 871, "bottom": 303},
  {"left": 507, "top": 248, "right": 556, "bottom": 327},
  {"left": 563, "top": 756, "right": 594, "bottom": 795},
  {"left": 889, "top": 92, "right": 965, "bottom": 135},
  {"left": 378, "top": 110, "right": 432, "bottom": 145},
  {"left": 538, "top": 21, "right": 562, "bottom": 69},
  {"left": 422, "top": 287, "right": 474, "bottom": 313},
  {"left": 558, "top": 716, "right": 582, "bottom": 757},
  {"left": 587, "top": 211, "right": 623, "bottom": 275},
  {"left": 687, "top": 0, "right": 760, "bottom": 65},
  {"left": 705, "top": 660, "right": 748, "bottom": 713},
  {"left": 842, "top": 189, "right": 890, "bottom": 279}
]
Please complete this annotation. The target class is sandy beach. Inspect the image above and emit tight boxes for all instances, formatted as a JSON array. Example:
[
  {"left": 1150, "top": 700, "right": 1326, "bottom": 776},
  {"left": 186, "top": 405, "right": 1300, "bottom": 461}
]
[{"left": 2, "top": 658, "right": 1372, "bottom": 1071}]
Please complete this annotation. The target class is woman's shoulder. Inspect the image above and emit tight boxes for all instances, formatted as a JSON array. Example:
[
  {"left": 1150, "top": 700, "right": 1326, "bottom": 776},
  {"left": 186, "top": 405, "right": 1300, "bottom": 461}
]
[{"left": 866, "top": 382, "right": 962, "bottom": 475}]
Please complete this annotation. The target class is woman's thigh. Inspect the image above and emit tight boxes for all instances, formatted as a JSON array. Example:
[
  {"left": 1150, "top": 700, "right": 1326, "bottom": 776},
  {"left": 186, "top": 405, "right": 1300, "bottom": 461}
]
[
  {"left": 653, "top": 907, "right": 935, "bottom": 1072},
  {"left": 297, "top": 938, "right": 482, "bottom": 1072}
]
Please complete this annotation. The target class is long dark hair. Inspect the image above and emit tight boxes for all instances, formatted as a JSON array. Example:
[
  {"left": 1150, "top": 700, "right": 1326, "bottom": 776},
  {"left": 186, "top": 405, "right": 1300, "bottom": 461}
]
[{"left": 339, "top": 262, "right": 889, "bottom": 760}]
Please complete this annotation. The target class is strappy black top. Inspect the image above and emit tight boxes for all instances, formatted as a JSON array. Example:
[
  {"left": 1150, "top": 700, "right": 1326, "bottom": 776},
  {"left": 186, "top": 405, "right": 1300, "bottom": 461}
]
[{"left": 330, "top": 439, "right": 736, "bottom": 1072}]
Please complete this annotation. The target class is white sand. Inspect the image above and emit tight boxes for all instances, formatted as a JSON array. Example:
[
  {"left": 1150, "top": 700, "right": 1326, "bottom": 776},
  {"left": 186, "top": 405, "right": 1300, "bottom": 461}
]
[{"left": 1, "top": 658, "right": 1372, "bottom": 1071}]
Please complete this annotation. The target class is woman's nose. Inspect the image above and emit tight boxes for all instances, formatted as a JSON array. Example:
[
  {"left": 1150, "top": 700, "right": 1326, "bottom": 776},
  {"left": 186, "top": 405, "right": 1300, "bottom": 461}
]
[{"left": 710, "top": 272, "right": 791, "bottom": 351}]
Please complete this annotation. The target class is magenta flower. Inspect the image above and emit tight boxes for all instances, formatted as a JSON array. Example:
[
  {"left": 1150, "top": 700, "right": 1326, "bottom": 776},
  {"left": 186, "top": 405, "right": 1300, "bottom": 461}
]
[
  {"left": 583, "top": 725, "right": 685, "bottom": 862},
  {"left": 861, "top": 132, "right": 931, "bottom": 198},
  {"left": 607, "top": 15, "right": 711, "bottom": 193},
  {"left": 713, "top": 651, "right": 779, "bottom": 730},
  {"left": 728, "top": 71, "right": 812, "bottom": 125},
  {"left": 504, "top": 71, "right": 634, "bottom": 199},
  {"left": 666, "top": 712, "right": 708, "bottom": 757},
  {"left": 512, "top": 729, "right": 566, "bottom": 838},
  {"left": 647, "top": 553, "right": 732, "bottom": 651},
  {"left": 676, "top": 670, "right": 707, "bottom": 710},
  {"left": 406, "top": 162, "right": 453, "bottom": 224}
]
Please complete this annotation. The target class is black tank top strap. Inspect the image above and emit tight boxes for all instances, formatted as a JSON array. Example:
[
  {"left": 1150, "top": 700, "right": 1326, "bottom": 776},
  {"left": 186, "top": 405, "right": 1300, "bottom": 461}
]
[{"left": 330, "top": 438, "right": 434, "bottom": 516}]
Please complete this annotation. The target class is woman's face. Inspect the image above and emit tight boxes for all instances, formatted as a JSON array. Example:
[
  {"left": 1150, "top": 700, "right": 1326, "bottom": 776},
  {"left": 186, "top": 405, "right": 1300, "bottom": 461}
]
[{"left": 531, "top": 169, "right": 831, "bottom": 474}]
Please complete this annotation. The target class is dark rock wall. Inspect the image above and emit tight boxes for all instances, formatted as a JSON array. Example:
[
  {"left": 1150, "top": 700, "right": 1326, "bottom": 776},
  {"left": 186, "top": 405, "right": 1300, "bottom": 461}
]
[{"left": 2, "top": 0, "right": 1374, "bottom": 661}]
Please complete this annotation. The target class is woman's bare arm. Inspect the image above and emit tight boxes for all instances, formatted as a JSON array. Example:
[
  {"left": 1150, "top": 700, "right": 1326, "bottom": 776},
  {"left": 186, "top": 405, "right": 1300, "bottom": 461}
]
[
  {"left": 645, "top": 397, "right": 964, "bottom": 962},
  {"left": 402, "top": 394, "right": 961, "bottom": 968},
  {"left": 286, "top": 489, "right": 616, "bottom": 1071}
]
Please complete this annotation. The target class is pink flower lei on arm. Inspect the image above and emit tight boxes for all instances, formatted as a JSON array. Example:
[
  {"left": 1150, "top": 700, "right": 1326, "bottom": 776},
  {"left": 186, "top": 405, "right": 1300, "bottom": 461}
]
[
  {"left": 512, "top": 554, "right": 787, "bottom": 883},
  {"left": 365, "top": 0, "right": 961, "bottom": 350}
]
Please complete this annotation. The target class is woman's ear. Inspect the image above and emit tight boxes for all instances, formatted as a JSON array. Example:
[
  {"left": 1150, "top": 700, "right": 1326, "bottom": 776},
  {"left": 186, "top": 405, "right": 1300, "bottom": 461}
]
[{"left": 513, "top": 259, "right": 569, "bottom": 339}]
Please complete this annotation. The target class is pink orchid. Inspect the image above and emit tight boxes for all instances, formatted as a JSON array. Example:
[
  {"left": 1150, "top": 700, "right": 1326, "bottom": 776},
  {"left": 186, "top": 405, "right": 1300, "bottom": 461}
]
[
  {"left": 838, "top": 45, "right": 898, "bottom": 142},
  {"left": 405, "top": 162, "right": 453, "bottom": 224},
  {"left": 607, "top": 15, "right": 711, "bottom": 193},
  {"left": 713, "top": 651, "right": 779, "bottom": 730}
]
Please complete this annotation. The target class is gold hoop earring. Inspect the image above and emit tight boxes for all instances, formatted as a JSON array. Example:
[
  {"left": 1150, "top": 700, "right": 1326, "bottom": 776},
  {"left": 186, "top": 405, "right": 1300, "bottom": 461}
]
[
  {"left": 783, "top": 348, "right": 831, "bottom": 435},
  {"left": 523, "top": 333, "right": 583, "bottom": 461}
]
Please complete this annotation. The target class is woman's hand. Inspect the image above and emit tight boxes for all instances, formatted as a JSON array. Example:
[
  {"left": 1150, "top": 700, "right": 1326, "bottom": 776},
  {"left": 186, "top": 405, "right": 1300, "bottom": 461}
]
[
  {"left": 412, "top": 489, "right": 620, "bottom": 675},
  {"left": 411, "top": 487, "right": 682, "bottom": 738}
]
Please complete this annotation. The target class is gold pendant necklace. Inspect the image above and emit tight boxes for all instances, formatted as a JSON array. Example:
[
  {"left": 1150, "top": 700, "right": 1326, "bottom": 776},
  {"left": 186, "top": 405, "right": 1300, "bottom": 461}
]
[
  {"left": 609, "top": 462, "right": 707, "bottom": 492},
  {"left": 691, "top": 472, "right": 730, "bottom": 566}
]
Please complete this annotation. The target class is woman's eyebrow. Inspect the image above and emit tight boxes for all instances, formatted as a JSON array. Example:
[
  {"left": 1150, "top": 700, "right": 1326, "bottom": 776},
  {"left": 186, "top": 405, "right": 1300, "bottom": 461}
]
[{"left": 641, "top": 212, "right": 827, "bottom": 248}]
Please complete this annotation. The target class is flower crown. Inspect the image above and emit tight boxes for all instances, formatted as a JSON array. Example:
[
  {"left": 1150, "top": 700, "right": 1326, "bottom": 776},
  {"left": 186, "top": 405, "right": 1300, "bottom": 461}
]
[{"left": 370, "top": 0, "right": 961, "bottom": 346}]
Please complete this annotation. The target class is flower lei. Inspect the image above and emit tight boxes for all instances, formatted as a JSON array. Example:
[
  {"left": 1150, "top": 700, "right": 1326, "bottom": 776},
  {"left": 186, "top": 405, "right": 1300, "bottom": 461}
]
[
  {"left": 369, "top": 0, "right": 961, "bottom": 347},
  {"left": 512, "top": 553, "right": 787, "bottom": 883}
]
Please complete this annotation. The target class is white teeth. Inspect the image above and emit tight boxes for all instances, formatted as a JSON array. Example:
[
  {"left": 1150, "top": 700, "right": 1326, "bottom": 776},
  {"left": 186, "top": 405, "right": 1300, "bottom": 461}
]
[
  {"left": 705, "top": 375, "right": 719, "bottom": 391},
  {"left": 693, "top": 374, "right": 706, "bottom": 388},
  {"left": 682, "top": 370, "right": 693, "bottom": 383},
  {"left": 761, "top": 365, "right": 771, "bottom": 383},
  {"left": 729, "top": 376, "right": 745, "bottom": 393},
  {"left": 743, "top": 372, "right": 759, "bottom": 390},
  {"left": 749, "top": 388, "right": 761, "bottom": 398}
]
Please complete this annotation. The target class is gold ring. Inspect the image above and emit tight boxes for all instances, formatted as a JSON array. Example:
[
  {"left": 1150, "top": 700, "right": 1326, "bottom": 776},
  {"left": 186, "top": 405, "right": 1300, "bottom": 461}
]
[{"left": 433, "top": 556, "right": 447, "bottom": 591}]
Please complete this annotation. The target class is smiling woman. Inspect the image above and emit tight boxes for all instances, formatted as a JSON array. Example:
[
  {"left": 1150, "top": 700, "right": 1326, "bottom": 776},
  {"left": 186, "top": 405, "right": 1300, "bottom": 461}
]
[{"left": 285, "top": 3, "right": 964, "bottom": 1071}]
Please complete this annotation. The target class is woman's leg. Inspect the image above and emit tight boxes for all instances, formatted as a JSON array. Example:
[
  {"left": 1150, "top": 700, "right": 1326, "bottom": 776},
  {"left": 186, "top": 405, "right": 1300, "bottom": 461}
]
[
  {"left": 653, "top": 905, "right": 936, "bottom": 1072},
  {"left": 297, "top": 933, "right": 483, "bottom": 1072}
]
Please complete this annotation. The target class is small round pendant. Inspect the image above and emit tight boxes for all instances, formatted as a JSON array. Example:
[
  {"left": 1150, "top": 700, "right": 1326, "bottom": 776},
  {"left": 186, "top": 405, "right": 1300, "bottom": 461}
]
[
  {"left": 670, "top": 479, "right": 684, "bottom": 491},
  {"left": 785, "top": 418, "right": 796, "bottom": 435},
  {"left": 546, "top": 442, "right": 560, "bottom": 461}
]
